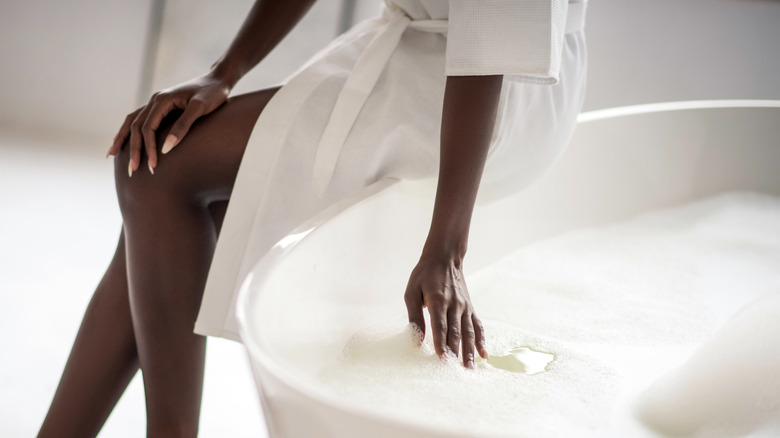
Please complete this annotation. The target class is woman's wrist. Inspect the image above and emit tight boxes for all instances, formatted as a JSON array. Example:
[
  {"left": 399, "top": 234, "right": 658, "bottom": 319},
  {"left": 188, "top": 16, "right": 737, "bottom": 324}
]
[
  {"left": 420, "top": 234, "right": 468, "bottom": 267},
  {"left": 208, "top": 57, "right": 243, "bottom": 91}
]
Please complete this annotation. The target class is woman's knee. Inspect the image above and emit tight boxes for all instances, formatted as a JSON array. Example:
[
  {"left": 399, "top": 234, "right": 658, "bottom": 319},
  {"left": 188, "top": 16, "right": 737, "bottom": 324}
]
[
  {"left": 113, "top": 86, "right": 281, "bottom": 216},
  {"left": 114, "top": 110, "right": 193, "bottom": 215}
]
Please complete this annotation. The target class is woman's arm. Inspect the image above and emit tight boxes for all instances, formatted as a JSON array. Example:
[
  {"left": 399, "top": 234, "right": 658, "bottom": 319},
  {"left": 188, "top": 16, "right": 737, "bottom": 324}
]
[
  {"left": 404, "top": 74, "right": 504, "bottom": 368},
  {"left": 108, "top": 0, "right": 318, "bottom": 173},
  {"left": 210, "top": 0, "right": 319, "bottom": 90}
]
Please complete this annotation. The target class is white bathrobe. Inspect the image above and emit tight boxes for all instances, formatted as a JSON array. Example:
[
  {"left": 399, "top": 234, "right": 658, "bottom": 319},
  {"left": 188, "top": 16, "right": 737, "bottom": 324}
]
[{"left": 194, "top": 0, "right": 588, "bottom": 341}]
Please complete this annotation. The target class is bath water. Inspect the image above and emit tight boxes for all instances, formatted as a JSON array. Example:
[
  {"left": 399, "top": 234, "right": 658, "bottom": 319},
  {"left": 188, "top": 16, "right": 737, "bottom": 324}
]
[
  {"left": 316, "top": 191, "right": 780, "bottom": 437},
  {"left": 478, "top": 346, "right": 556, "bottom": 375}
]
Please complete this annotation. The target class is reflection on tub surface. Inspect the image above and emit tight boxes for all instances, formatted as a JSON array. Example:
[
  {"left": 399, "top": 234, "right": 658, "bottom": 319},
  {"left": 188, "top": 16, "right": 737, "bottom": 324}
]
[{"left": 315, "top": 192, "right": 780, "bottom": 437}]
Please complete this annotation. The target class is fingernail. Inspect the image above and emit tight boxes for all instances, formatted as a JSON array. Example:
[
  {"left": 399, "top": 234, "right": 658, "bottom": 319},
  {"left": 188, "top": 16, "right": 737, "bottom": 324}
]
[
  {"left": 106, "top": 150, "right": 111, "bottom": 159},
  {"left": 128, "top": 161, "right": 133, "bottom": 177},
  {"left": 466, "top": 360, "right": 475, "bottom": 369},
  {"left": 148, "top": 162, "right": 154, "bottom": 175},
  {"left": 161, "top": 134, "right": 177, "bottom": 154},
  {"left": 480, "top": 348, "right": 489, "bottom": 359}
]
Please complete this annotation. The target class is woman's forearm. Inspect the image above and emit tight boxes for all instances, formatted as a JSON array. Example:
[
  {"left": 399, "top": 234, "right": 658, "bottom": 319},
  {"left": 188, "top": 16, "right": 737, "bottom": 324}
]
[
  {"left": 405, "top": 75, "right": 502, "bottom": 363},
  {"left": 210, "top": 0, "right": 319, "bottom": 88},
  {"left": 421, "top": 75, "right": 504, "bottom": 264}
]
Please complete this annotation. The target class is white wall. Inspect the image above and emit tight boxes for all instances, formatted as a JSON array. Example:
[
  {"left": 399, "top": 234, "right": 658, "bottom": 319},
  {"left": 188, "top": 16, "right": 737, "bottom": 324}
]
[
  {"left": 0, "top": 0, "right": 348, "bottom": 142},
  {"left": 0, "top": 0, "right": 152, "bottom": 141},
  {"left": 582, "top": 0, "right": 780, "bottom": 111}
]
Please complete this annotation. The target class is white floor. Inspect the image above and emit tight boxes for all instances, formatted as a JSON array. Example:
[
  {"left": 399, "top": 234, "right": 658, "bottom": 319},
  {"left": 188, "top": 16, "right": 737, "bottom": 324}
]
[{"left": 0, "top": 128, "right": 267, "bottom": 437}]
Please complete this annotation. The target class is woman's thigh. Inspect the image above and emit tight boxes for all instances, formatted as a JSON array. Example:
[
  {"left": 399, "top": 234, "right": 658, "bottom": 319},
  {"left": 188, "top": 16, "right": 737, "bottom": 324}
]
[{"left": 114, "top": 86, "right": 282, "bottom": 206}]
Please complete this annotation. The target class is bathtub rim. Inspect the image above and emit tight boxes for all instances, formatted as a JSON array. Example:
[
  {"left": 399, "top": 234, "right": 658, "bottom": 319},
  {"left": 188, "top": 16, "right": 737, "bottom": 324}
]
[{"left": 235, "top": 99, "right": 780, "bottom": 437}]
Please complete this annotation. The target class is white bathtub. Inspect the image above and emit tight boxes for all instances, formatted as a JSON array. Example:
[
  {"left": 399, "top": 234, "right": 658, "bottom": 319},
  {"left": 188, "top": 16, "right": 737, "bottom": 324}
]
[{"left": 236, "top": 102, "right": 780, "bottom": 438}]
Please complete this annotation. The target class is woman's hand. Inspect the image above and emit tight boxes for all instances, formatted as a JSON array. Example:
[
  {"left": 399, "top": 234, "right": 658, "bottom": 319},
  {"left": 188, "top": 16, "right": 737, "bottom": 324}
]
[
  {"left": 403, "top": 75, "right": 502, "bottom": 369},
  {"left": 404, "top": 254, "right": 488, "bottom": 368},
  {"left": 105, "top": 71, "right": 232, "bottom": 175}
]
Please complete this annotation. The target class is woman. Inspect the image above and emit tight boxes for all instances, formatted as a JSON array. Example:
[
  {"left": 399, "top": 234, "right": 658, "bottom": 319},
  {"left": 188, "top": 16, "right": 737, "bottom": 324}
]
[{"left": 38, "top": 0, "right": 587, "bottom": 436}]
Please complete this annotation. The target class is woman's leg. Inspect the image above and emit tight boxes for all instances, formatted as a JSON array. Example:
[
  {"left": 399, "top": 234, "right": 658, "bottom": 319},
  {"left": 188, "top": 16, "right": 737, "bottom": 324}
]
[
  {"left": 116, "top": 86, "right": 279, "bottom": 437},
  {"left": 37, "top": 230, "right": 138, "bottom": 438},
  {"left": 38, "top": 204, "right": 230, "bottom": 438},
  {"left": 37, "top": 86, "right": 280, "bottom": 438}
]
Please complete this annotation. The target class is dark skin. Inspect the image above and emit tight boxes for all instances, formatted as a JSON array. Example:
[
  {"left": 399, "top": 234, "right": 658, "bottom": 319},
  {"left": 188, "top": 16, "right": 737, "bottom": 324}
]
[
  {"left": 39, "top": 0, "right": 501, "bottom": 436},
  {"left": 405, "top": 74, "right": 501, "bottom": 366}
]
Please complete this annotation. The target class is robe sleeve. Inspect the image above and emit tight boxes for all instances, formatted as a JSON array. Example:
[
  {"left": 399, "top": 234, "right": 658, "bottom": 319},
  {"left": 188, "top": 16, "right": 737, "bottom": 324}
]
[{"left": 445, "top": 0, "right": 569, "bottom": 85}]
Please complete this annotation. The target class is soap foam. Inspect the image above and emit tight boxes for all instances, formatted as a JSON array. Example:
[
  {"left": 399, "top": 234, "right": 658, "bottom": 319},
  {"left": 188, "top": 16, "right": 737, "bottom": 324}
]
[
  {"left": 315, "top": 191, "right": 780, "bottom": 437},
  {"left": 318, "top": 321, "right": 620, "bottom": 437}
]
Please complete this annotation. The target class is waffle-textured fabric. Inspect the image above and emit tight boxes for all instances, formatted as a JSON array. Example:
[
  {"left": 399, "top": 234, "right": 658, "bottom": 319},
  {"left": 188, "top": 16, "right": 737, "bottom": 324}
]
[
  {"left": 194, "top": 0, "right": 588, "bottom": 341},
  {"left": 447, "top": 0, "right": 569, "bottom": 83}
]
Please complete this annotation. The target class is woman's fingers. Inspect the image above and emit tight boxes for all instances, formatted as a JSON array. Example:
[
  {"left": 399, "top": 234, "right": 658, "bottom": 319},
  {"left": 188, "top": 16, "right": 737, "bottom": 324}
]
[
  {"left": 446, "top": 307, "right": 461, "bottom": 358},
  {"left": 472, "top": 313, "right": 488, "bottom": 359},
  {"left": 162, "top": 98, "right": 207, "bottom": 155},
  {"left": 119, "top": 94, "right": 207, "bottom": 174},
  {"left": 429, "top": 303, "right": 449, "bottom": 358},
  {"left": 141, "top": 98, "right": 175, "bottom": 173},
  {"left": 404, "top": 283, "right": 427, "bottom": 344},
  {"left": 404, "top": 262, "right": 483, "bottom": 368},
  {"left": 461, "top": 313, "right": 476, "bottom": 368},
  {"left": 106, "top": 109, "right": 141, "bottom": 158},
  {"left": 128, "top": 106, "right": 151, "bottom": 176}
]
